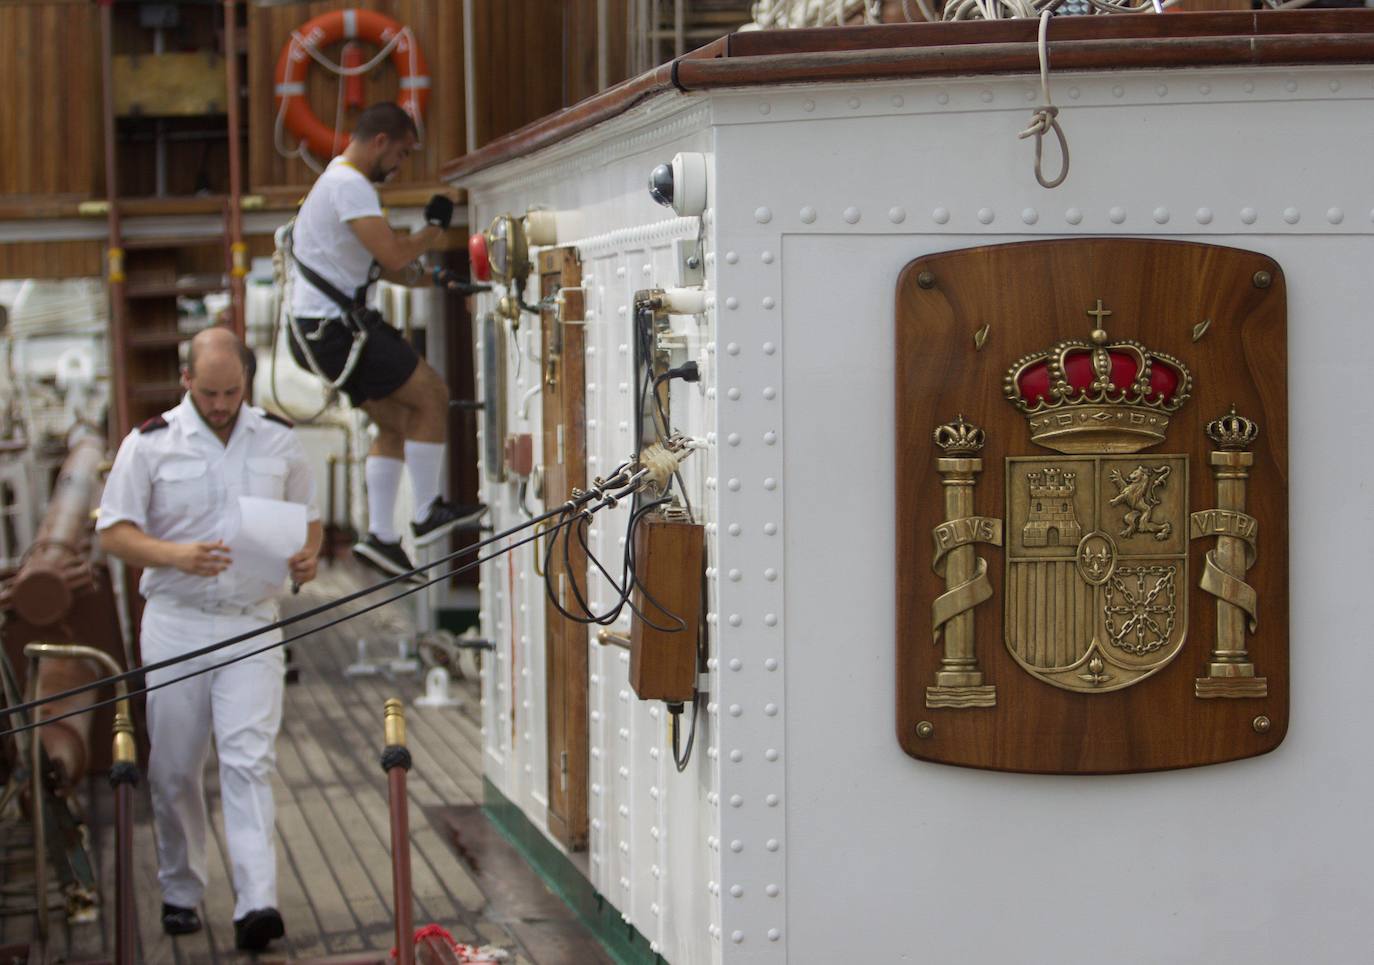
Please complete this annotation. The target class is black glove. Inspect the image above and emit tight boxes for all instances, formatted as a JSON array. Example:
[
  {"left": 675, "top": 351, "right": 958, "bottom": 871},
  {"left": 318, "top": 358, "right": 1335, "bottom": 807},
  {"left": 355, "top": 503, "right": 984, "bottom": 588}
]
[
  {"left": 432, "top": 267, "right": 491, "bottom": 295},
  {"left": 424, "top": 194, "right": 454, "bottom": 230}
]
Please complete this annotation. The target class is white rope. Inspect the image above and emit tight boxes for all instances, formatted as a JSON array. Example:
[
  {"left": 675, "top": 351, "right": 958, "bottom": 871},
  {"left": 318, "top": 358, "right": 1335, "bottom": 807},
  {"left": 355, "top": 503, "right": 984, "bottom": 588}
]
[{"left": 1017, "top": 9, "right": 1069, "bottom": 189}]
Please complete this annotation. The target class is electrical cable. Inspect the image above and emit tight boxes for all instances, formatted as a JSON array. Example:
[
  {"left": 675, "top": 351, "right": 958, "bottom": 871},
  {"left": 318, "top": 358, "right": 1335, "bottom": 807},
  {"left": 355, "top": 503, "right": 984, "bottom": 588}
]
[
  {"left": 2, "top": 466, "right": 639, "bottom": 722},
  {"left": 0, "top": 503, "right": 610, "bottom": 743}
]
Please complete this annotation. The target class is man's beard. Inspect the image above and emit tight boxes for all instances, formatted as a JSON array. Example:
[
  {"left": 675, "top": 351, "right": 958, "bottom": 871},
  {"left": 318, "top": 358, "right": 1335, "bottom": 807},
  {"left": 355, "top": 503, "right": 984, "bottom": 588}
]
[
  {"left": 191, "top": 396, "right": 241, "bottom": 430},
  {"left": 369, "top": 163, "right": 394, "bottom": 183}
]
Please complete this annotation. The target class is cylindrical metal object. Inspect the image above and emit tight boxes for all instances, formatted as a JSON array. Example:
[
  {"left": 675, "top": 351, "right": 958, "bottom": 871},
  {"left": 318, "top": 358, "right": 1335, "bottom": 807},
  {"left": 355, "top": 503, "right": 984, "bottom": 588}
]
[
  {"left": 114, "top": 777, "right": 135, "bottom": 965},
  {"left": 383, "top": 698, "right": 414, "bottom": 965},
  {"left": 9, "top": 427, "right": 104, "bottom": 627},
  {"left": 1209, "top": 450, "right": 1254, "bottom": 674},
  {"left": 936, "top": 457, "right": 984, "bottom": 687}
]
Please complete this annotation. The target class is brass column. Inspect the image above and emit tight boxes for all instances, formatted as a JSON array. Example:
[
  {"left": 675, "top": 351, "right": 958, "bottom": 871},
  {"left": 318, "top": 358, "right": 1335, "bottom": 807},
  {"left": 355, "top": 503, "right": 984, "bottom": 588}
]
[
  {"left": 1195, "top": 408, "right": 1265, "bottom": 698},
  {"left": 928, "top": 417, "right": 1000, "bottom": 709}
]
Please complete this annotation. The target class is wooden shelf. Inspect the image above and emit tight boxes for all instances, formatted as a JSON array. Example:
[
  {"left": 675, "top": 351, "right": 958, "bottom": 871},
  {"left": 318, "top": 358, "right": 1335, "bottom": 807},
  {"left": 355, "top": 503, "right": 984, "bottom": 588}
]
[{"left": 126, "top": 274, "right": 227, "bottom": 299}]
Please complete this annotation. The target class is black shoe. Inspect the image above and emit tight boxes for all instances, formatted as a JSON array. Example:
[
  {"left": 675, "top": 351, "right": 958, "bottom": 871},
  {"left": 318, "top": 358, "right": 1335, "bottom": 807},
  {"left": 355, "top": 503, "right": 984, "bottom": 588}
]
[
  {"left": 353, "top": 534, "right": 422, "bottom": 583},
  {"left": 161, "top": 902, "right": 202, "bottom": 936},
  {"left": 234, "top": 907, "right": 285, "bottom": 952},
  {"left": 412, "top": 499, "right": 488, "bottom": 547}
]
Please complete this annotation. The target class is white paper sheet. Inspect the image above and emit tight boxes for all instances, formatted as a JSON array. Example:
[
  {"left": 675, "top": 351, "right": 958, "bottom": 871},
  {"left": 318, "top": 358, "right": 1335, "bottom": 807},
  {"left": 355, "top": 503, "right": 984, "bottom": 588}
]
[{"left": 224, "top": 496, "right": 307, "bottom": 594}]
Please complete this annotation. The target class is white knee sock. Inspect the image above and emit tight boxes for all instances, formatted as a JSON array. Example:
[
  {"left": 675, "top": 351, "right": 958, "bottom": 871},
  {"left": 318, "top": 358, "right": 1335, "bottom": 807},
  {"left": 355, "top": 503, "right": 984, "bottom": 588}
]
[
  {"left": 365, "top": 456, "right": 404, "bottom": 542},
  {"left": 405, "top": 440, "right": 446, "bottom": 522}
]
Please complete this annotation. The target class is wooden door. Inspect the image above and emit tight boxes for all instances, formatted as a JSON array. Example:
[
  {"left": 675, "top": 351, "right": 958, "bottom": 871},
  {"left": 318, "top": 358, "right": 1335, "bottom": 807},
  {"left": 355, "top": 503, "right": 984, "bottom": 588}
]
[{"left": 539, "top": 246, "right": 589, "bottom": 849}]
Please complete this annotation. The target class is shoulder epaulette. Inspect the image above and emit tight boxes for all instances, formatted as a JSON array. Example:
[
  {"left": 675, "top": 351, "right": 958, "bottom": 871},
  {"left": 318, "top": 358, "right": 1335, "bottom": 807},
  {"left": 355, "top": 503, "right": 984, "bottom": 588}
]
[
  {"left": 137, "top": 416, "right": 168, "bottom": 434},
  {"left": 262, "top": 411, "right": 294, "bottom": 429}
]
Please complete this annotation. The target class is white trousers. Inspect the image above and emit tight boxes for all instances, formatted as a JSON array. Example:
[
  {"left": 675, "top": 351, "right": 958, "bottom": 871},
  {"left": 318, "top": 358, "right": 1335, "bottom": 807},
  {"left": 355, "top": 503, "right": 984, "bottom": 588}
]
[{"left": 141, "top": 597, "right": 284, "bottom": 920}]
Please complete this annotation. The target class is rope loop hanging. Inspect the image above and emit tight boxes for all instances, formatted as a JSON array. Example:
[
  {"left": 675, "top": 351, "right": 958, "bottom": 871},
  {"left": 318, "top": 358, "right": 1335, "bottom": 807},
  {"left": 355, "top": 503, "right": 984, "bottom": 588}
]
[{"left": 1017, "top": 9, "right": 1071, "bottom": 189}]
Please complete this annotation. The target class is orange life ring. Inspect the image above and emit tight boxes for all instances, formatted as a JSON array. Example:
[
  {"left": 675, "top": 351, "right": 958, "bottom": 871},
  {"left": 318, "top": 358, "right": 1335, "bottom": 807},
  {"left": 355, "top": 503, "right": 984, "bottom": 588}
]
[{"left": 274, "top": 9, "right": 430, "bottom": 160}]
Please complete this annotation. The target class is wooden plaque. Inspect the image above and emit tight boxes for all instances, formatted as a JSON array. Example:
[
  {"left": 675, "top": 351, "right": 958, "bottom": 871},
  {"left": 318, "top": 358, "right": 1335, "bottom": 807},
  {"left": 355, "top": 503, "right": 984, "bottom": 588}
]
[{"left": 895, "top": 239, "right": 1288, "bottom": 774}]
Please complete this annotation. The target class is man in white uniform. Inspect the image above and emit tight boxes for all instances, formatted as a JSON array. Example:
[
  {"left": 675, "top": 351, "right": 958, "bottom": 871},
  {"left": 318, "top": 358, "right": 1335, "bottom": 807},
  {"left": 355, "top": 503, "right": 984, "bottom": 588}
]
[
  {"left": 288, "top": 101, "right": 484, "bottom": 581},
  {"left": 98, "top": 327, "right": 321, "bottom": 952}
]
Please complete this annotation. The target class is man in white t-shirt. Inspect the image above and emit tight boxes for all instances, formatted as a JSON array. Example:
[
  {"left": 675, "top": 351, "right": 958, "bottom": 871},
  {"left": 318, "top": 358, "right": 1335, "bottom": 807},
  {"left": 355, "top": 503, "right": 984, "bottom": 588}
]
[{"left": 288, "top": 103, "right": 485, "bottom": 580}]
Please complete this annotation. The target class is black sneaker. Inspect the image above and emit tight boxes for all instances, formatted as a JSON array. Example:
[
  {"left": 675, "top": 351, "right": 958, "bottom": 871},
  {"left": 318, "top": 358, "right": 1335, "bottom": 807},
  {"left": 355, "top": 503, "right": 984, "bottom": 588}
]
[
  {"left": 233, "top": 907, "right": 285, "bottom": 952},
  {"left": 161, "top": 902, "right": 202, "bottom": 936},
  {"left": 412, "top": 499, "right": 488, "bottom": 546},
  {"left": 353, "top": 534, "right": 423, "bottom": 583}
]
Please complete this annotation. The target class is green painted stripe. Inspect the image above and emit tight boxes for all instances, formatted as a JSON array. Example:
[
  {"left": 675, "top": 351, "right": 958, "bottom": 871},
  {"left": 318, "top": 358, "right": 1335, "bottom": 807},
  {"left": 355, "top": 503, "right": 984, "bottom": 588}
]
[{"left": 482, "top": 777, "right": 666, "bottom": 965}]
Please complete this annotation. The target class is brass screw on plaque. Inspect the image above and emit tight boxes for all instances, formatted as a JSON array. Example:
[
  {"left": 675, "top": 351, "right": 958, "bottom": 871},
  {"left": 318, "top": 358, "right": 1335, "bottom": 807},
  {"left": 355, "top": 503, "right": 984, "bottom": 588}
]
[
  {"left": 917, "top": 271, "right": 936, "bottom": 290},
  {"left": 1252, "top": 715, "right": 1271, "bottom": 734},
  {"left": 916, "top": 721, "right": 935, "bottom": 739},
  {"left": 1253, "top": 270, "right": 1272, "bottom": 289}
]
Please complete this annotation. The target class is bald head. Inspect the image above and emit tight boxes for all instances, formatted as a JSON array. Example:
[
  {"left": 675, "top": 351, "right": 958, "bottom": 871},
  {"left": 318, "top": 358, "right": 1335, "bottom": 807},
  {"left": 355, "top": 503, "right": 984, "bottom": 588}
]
[{"left": 182, "top": 327, "right": 252, "bottom": 437}]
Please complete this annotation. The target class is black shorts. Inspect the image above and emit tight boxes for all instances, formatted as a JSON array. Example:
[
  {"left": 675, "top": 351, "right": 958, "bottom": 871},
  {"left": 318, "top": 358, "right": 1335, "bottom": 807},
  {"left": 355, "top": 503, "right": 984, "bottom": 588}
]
[{"left": 289, "top": 314, "right": 420, "bottom": 407}]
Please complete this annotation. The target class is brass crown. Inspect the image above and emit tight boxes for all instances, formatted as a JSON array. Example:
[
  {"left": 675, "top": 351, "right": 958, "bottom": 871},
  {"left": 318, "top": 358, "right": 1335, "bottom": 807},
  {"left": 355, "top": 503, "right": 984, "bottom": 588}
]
[
  {"left": 933, "top": 415, "right": 985, "bottom": 455},
  {"left": 1206, "top": 406, "right": 1259, "bottom": 450}
]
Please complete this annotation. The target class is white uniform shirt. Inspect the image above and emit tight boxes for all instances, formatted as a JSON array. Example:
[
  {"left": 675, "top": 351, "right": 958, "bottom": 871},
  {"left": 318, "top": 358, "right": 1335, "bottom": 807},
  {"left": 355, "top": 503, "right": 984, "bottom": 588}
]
[
  {"left": 97, "top": 396, "right": 320, "bottom": 609},
  {"left": 289, "top": 157, "right": 383, "bottom": 319}
]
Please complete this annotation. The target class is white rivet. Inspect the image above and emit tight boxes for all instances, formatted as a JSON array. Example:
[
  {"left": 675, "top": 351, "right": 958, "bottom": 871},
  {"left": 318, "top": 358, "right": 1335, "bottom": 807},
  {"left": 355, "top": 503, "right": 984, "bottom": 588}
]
[
  {"left": 1327, "top": 207, "right": 1344, "bottom": 224},
  {"left": 1021, "top": 208, "right": 1038, "bottom": 225},
  {"left": 932, "top": 207, "right": 950, "bottom": 224},
  {"left": 729, "top": 704, "right": 742, "bottom": 717},
  {"left": 755, "top": 207, "right": 772, "bottom": 224},
  {"left": 731, "top": 885, "right": 744, "bottom": 897},
  {"left": 762, "top": 341, "right": 776, "bottom": 355},
  {"left": 765, "top": 658, "right": 779, "bottom": 671},
  {"left": 707, "top": 657, "right": 719, "bottom": 670},
  {"left": 977, "top": 207, "right": 994, "bottom": 225},
  {"left": 727, "top": 433, "right": 741, "bottom": 447},
  {"left": 1330, "top": 80, "right": 1342, "bottom": 93},
  {"left": 725, "top": 250, "right": 738, "bottom": 264},
  {"left": 1108, "top": 206, "right": 1126, "bottom": 224},
  {"left": 730, "top": 794, "right": 744, "bottom": 807},
  {"left": 730, "top": 840, "right": 744, "bottom": 852},
  {"left": 803, "top": 98, "right": 815, "bottom": 112},
  {"left": 1199, "top": 82, "right": 1212, "bottom": 95},
  {"left": 1023, "top": 88, "right": 1035, "bottom": 102},
  {"left": 764, "top": 477, "right": 777, "bottom": 491},
  {"left": 769, "top": 929, "right": 781, "bottom": 941},
  {"left": 799, "top": 206, "right": 817, "bottom": 224},
  {"left": 1112, "top": 84, "right": 1124, "bottom": 98},
  {"left": 727, "top": 387, "right": 741, "bottom": 401},
  {"left": 727, "top": 341, "right": 740, "bottom": 355},
  {"left": 1195, "top": 207, "right": 1213, "bottom": 225},
  {"left": 763, "top": 386, "right": 776, "bottom": 400},
  {"left": 732, "top": 931, "right": 745, "bottom": 944},
  {"left": 765, "top": 749, "right": 779, "bottom": 762},
  {"left": 643, "top": 263, "right": 652, "bottom": 276},
  {"left": 652, "top": 942, "right": 660, "bottom": 953},
  {"left": 1283, "top": 207, "right": 1300, "bottom": 224},
  {"left": 728, "top": 569, "right": 742, "bottom": 583},
  {"left": 766, "top": 794, "right": 780, "bottom": 807},
  {"left": 767, "top": 884, "right": 780, "bottom": 897},
  {"left": 936, "top": 91, "right": 949, "bottom": 105},
  {"left": 1156, "top": 83, "right": 1168, "bottom": 97},
  {"left": 761, "top": 250, "right": 774, "bottom": 264},
  {"left": 1065, "top": 207, "right": 1083, "bottom": 225},
  {"left": 1153, "top": 207, "right": 1170, "bottom": 224},
  {"left": 728, "top": 613, "right": 742, "bottom": 627},
  {"left": 765, "top": 702, "right": 778, "bottom": 715},
  {"left": 728, "top": 523, "right": 741, "bottom": 536},
  {"left": 766, "top": 838, "right": 780, "bottom": 851},
  {"left": 889, "top": 206, "right": 907, "bottom": 224},
  {"left": 847, "top": 96, "right": 861, "bottom": 109},
  {"left": 706, "top": 388, "right": 716, "bottom": 399},
  {"left": 730, "top": 749, "right": 743, "bottom": 763},
  {"left": 843, "top": 206, "right": 861, "bottom": 224},
  {"left": 727, "top": 478, "right": 741, "bottom": 491},
  {"left": 891, "top": 94, "right": 904, "bottom": 107},
  {"left": 764, "top": 431, "right": 777, "bottom": 445},
  {"left": 730, "top": 658, "right": 743, "bottom": 671},
  {"left": 759, "top": 102, "right": 771, "bottom": 115},
  {"left": 764, "top": 568, "right": 777, "bottom": 581},
  {"left": 764, "top": 522, "right": 777, "bottom": 535},
  {"left": 1067, "top": 86, "right": 1080, "bottom": 100},
  {"left": 762, "top": 296, "right": 776, "bottom": 309},
  {"left": 764, "top": 613, "right": 778, "bottom": 626},
  {"left": 1243, "top": 80, "right": 1255, "bottom": 93},
  {"left": 1241, "top": 207, "right": 1258, "bottom": 225},
  {"left": 1285, "top": 79, "right": 1298, "bottom": 93},
  {"left": 980, "top": 89, "right": 994, "bottom": 103},
  {"left": 616, "top": 266, "right": 626, "bottom": 277},
  {"left": 726, "top": 296, "right": 739, "bottom": 310}
]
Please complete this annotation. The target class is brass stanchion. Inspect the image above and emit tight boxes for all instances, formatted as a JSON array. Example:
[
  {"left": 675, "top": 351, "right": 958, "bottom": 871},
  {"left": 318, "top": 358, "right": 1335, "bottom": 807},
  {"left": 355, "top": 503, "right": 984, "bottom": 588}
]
[
  {"left": 110, "top": 710, "right": 138, "bottom": 965},
  {"left": 382, "top": 699, "right": 415, "bottom": 965}
]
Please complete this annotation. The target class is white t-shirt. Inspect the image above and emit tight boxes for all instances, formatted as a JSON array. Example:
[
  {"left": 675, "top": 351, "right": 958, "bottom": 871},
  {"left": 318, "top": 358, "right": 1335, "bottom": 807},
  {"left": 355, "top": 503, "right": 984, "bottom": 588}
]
[{"left": 289, "top": 157, "right": 384, "bottom": 319}]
